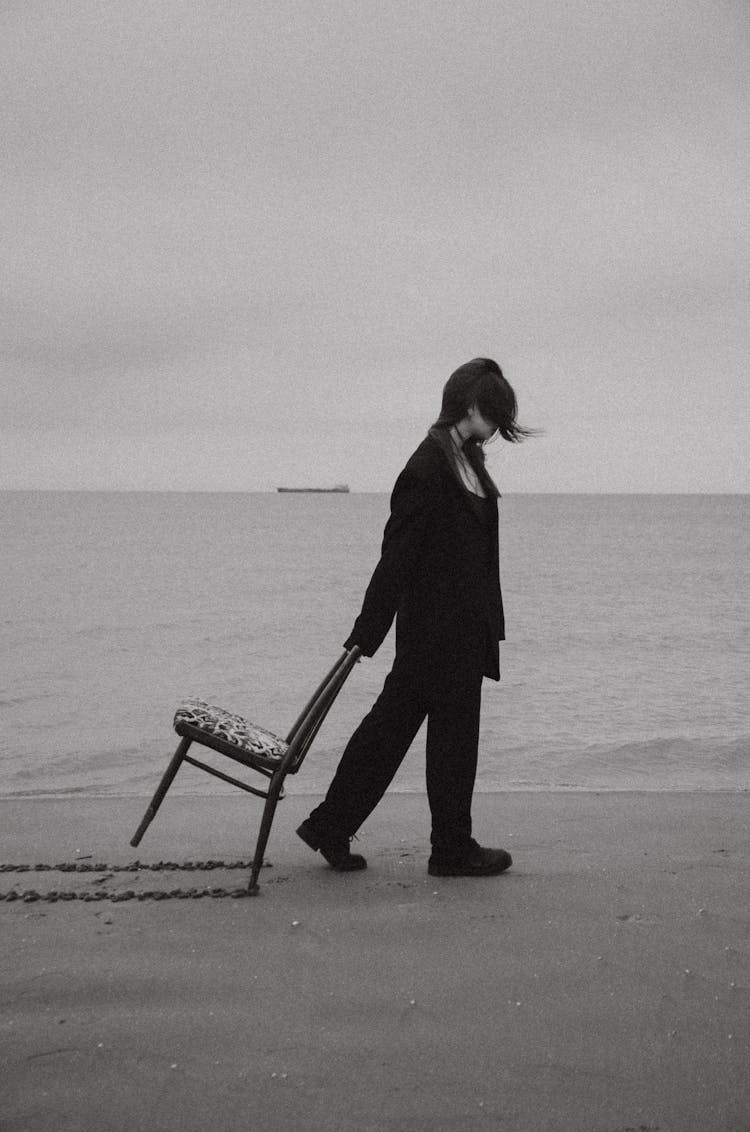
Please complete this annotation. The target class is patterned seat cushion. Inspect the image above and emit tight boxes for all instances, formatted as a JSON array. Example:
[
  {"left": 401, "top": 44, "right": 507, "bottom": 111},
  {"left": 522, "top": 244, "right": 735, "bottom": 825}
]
[{"left": 174, "top": 698, "right": 288, "bottom": 764}]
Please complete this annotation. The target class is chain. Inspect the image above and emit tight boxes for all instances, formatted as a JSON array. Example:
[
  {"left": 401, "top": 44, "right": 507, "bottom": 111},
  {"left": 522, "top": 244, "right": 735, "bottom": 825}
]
[
  {"left": 0, "top": 859, "right": 260, "bottom": 902},
  {"left": 1, "top": 888, "right": 253, "bottom": 902},
  {"left": 0, "top": 860, "right": 253, "bottom": 873}
]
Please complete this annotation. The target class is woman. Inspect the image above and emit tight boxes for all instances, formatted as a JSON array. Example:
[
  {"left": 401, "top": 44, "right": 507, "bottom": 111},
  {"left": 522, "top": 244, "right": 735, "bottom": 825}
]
[{"left": 297, "top": 357, "right": 534, "bottom": 877}]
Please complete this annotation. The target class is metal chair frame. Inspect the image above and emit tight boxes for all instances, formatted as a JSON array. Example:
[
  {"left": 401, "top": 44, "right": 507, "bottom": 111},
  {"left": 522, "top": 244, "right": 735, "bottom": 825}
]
[{"left": 130, "top": 647, "right": 361, "bottom": 894}]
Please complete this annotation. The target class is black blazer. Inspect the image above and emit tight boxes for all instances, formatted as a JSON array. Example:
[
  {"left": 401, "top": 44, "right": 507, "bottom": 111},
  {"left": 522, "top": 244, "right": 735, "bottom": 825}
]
[{"left": 344, "top": 432, "right": 505, "bottom": 684}]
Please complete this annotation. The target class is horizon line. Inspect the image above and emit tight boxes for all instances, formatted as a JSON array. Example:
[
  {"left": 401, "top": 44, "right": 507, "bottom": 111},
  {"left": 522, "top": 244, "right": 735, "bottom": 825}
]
[{"left": 1, "top": 488, "right": 748, "bottom": 497}]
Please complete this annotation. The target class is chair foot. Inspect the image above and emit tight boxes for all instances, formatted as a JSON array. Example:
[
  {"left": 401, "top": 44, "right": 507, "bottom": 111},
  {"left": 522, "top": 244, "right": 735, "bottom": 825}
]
[
  {"left": 130, "top": 812, "right": 154, "bottom": 848},
  {"left": 130, "top": 814, "right": 153, "bottom": 848},
  {"left": 247, "top": 879, "right": 261, "bottom": 896}
]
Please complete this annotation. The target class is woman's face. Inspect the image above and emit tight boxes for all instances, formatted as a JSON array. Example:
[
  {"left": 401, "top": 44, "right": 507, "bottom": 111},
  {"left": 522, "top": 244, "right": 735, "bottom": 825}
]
[{"left": 468, "top": 405, "right": 499, "bottom": 445}]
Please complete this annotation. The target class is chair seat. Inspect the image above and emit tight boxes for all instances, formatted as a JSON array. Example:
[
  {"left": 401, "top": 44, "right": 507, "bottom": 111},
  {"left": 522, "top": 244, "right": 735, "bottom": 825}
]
[{"left": 174, "top": 698, "right": 288, "bottom": 769}]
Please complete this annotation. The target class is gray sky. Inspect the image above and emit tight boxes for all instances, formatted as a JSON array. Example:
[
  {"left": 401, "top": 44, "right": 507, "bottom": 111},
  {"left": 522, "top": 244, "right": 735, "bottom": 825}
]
[{"left": 2, "top": 0, "right": 748, "bottom": 491}]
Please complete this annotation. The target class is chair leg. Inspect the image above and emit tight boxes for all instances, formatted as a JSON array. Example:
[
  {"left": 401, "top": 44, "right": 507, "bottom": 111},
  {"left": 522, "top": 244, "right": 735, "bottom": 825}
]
[
  {"left": 247, "top": 772, "right": 286, "bottom": 895},
  {"left": 130, "top": 737, "right": 191, "bottom": 847}
]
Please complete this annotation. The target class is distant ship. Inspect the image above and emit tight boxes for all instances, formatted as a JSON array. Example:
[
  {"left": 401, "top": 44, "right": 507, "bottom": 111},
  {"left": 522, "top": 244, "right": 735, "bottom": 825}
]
[{"left": 276, "top": 484, "right": 350, "bottom": 493}]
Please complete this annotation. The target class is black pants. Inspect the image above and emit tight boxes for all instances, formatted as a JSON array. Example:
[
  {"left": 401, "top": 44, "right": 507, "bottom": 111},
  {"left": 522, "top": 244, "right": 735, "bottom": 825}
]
[{"left": 308, "top": 655, "right": 483, "bottom": 856}]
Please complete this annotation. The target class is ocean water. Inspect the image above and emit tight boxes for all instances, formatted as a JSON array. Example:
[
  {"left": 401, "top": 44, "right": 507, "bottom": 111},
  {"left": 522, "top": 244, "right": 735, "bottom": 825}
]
[{"left": 1, "top": 491, "right": 748, "bottom": 798}]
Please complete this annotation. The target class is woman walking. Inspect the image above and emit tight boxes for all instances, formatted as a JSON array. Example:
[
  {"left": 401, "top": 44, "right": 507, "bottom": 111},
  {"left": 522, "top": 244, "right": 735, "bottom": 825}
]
[{"left": 297, "top": 357, "right": 534, "bottom": 877}]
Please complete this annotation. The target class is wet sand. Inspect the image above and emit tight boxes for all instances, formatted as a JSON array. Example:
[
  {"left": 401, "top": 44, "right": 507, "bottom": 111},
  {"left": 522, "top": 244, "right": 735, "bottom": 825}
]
[{"left": 2, "top": 792, "right": 749, "bottom": 1131}]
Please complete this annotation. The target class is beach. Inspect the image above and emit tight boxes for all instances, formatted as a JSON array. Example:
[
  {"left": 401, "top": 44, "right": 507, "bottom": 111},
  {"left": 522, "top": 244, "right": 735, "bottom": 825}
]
[
  {"left": 3, "top": 492, "right": 749, "bottom": 1128},
  {"left": 3, "top": 791, "right": 749, "bottom": 1131}
]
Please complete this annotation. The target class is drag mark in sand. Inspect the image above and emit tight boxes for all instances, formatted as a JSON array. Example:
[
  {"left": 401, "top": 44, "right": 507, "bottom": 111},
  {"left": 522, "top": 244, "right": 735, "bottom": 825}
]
[
  {"left": 615, "top": 912, "right": 661, "bottom": 925},
  {"left": 24, "top": 1046, "right": 85, "bottom": 1062}
]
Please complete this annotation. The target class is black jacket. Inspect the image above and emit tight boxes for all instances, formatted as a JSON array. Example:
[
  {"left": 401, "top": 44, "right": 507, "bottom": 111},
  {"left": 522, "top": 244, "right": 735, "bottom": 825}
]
[{"left": 344, "top": 432, "right": 505, "bottom": 683}]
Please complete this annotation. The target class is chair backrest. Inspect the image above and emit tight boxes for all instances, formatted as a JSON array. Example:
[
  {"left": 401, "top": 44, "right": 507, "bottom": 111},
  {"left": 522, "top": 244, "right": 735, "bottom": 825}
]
[{"left": 283, "top": 647, "right": 361, "bottom": 774}]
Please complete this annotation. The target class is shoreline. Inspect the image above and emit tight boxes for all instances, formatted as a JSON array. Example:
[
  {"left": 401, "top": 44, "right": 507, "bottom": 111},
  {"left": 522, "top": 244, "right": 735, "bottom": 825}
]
[{"left": 2, "top": 784, "right": 749, "bottom": 802}]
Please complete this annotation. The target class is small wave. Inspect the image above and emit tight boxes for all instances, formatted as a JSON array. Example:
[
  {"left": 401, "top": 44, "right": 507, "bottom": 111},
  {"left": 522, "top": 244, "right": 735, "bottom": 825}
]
[
  {"left": 577, "top": 733, "right": 748, "bottom": 771},
  {"left": 2, "top": 784, "right": 95, "bottom": 797},
  {"left": 0, "top": 691, "right": 57, "bottom": 708},
  {"left": 485, "top": 733, "right": 750, "bottom": 792}
]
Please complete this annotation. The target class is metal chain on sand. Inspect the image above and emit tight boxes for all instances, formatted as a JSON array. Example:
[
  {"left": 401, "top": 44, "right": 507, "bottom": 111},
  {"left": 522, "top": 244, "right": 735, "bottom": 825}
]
[{"left": 0, "top": 859, "right": 259, "bottom": 902}]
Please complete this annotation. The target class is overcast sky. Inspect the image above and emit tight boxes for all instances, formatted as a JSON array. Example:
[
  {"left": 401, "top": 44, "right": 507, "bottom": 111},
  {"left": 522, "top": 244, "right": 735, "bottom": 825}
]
[{"left": 1, "top": 0, "right": 748, "bottom": 492}]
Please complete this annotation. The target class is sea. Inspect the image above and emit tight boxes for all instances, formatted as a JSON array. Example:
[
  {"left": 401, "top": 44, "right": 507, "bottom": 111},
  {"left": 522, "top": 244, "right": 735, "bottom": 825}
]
[{"left": 1, "top": 491, "right": 748, "bottom": 798}]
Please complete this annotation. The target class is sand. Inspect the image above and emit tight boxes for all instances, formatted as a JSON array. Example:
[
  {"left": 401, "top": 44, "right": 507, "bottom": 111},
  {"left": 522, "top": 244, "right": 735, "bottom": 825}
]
[{"left": 2, "top": 791, "right": 749, "bottom": 1131}]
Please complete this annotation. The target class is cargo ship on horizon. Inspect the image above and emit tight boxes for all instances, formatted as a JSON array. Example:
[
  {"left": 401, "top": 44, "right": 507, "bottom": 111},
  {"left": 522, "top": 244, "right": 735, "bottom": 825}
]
[{"left": 276, "top": 484, "right": 350, "bottom": 493}]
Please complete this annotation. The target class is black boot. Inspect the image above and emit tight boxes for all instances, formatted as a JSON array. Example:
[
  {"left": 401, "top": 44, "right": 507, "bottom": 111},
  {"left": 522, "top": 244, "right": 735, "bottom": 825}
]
[
  {"left": 296, "top": 819, "right": 367, "bottom": 871},
  {"left": 428, "top": 838, "right": 512, "bottom": 877}
]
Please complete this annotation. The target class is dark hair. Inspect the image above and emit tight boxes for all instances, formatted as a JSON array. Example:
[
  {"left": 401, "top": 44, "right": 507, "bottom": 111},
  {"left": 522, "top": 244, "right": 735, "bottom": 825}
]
[
  {"left": 430, "top": 357, "right": 536, "bottom": 499},
  {"left": 432, "top": 357, "right": 534, "bottom": 443}
]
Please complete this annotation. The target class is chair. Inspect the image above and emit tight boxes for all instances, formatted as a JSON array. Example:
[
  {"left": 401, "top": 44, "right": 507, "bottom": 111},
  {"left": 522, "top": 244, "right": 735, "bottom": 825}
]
[{"left": 130, "top": 647, "right": 361, "bottom": 894}]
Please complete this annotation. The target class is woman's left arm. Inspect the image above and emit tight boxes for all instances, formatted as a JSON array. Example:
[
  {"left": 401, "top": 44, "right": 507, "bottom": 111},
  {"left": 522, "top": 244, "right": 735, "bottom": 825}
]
[{"left": 343, "top": 470, "right": 431, "bottom": 656}]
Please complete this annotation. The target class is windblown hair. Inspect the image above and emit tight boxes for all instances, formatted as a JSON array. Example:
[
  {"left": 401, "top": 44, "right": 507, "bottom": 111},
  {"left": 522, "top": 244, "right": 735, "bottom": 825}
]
[
  {"left": 430, "top": 357, "right": 536, "bottom": 498},
  {"left": 433, "top": 357, "right": 534, "bottom": 442}
]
